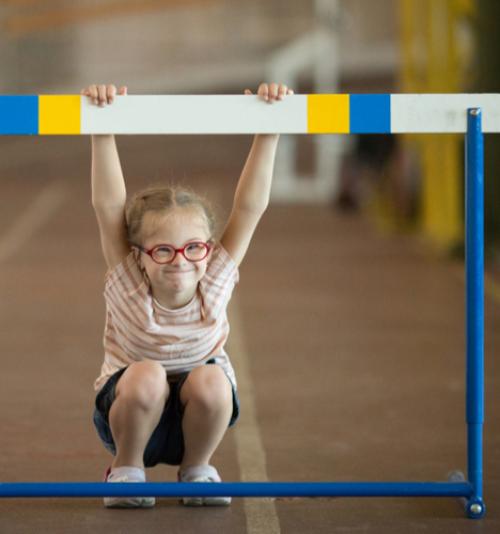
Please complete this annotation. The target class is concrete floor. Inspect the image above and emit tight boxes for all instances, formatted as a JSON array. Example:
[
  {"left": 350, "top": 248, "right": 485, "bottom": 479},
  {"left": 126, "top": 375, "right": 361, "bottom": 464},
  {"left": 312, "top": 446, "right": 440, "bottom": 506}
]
[{"left": 0, "top": 134, "right": 498, "bottom": 533}]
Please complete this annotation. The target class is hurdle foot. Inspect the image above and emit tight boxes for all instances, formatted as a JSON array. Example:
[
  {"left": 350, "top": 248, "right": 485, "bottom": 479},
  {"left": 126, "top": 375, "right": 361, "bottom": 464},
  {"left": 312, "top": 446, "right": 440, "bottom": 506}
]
[
  {"left": 447, "top": 470, "right": 486, "bottom": 519},
  {"left": 465, "top": 498, "right": 486, "bottom": 519}
]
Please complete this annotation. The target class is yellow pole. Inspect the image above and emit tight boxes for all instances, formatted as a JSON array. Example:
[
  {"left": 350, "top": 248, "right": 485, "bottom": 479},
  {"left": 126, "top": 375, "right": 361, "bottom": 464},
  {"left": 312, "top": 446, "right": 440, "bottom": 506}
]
[{"left": 397, "top": 0, "right": 470, "bottom": 252}]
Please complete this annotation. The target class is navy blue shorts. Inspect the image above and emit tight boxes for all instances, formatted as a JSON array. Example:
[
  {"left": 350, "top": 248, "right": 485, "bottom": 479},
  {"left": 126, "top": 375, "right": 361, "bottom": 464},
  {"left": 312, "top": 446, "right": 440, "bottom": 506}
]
[{"left": 92, "top": 359, "right": 240, "bottom": 467}]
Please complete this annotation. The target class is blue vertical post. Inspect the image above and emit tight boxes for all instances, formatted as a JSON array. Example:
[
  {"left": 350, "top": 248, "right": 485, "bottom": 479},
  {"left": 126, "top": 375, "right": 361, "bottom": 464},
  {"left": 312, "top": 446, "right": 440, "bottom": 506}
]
[{"left": 464, "top": 108, "right": 486, "bottom": 518}]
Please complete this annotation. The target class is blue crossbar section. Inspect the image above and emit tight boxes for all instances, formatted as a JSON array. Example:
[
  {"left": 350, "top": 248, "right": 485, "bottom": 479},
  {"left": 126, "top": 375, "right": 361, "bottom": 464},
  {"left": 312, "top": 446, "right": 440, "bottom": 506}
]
[
  {"left": 0, "top": 96, "right": 38, "bottom": 135},
  {"left": 349, "top": 94, "right": 391, "bottom": 133},
  {"left": 0, "top": 481, "right": 474, "bottom": 498}
]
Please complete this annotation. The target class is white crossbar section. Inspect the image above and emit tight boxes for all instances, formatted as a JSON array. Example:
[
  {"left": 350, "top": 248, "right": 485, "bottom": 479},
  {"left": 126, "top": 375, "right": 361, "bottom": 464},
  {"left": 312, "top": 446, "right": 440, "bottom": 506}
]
[
  {"left": 391, "top": 94, "right": 500, "bottom": 133},
  {"left": 82, "top": 95, "right": 307, "bottom": 134}
]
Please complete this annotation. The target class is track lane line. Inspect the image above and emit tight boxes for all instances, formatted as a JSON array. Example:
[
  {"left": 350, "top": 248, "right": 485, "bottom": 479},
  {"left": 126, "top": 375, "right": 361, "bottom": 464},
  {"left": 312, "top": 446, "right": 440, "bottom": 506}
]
[{"left": 228, "top": 296, "right": 281, "bottom": 534}]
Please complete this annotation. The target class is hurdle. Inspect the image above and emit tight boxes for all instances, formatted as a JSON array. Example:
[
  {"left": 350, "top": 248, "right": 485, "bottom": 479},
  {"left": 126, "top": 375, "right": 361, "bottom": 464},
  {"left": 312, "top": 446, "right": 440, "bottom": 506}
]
[{"left": 0, "top": 93, "right": 499, "bottom": 519}]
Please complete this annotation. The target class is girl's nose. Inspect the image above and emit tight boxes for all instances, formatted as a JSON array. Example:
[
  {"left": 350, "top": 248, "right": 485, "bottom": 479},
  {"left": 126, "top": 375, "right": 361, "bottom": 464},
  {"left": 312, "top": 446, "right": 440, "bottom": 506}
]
[{"left": 171, "top": 251, "right": 186, "bottom": 265}]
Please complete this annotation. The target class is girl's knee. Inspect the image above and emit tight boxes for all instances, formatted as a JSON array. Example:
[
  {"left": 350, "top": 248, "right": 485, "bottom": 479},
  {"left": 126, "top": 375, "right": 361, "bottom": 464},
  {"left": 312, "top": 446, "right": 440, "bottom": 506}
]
[
  {"left": 181, "top": 365, "right": 232, "bottom": 411},
  {"left": 116, "top": 360, "right": 169, "bottom": 410}
]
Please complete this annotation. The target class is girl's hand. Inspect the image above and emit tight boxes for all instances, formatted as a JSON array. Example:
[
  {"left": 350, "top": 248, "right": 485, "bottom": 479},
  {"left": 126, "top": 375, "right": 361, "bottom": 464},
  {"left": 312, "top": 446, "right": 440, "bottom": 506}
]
[
  {"left": 244, "top": 82, "right": 294, "bottom": 102},
  {"left": 80, "top": 84, "right": 127, "bottom": 106}
]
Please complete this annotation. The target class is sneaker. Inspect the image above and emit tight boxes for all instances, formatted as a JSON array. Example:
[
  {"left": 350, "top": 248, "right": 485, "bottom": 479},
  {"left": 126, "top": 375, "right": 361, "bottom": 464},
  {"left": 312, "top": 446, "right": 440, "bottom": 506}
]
[
  {"left": 103, "top": 466, "right": 156, "bottom": 508},
  {"left": 178, "top": 465, "right": 231, "bottom": 506}
]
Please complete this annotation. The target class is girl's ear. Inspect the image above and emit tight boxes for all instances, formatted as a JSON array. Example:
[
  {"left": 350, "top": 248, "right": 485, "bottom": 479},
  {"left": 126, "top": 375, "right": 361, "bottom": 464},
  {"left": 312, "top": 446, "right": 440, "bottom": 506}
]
[
  {"left": 136, "top": 249, "right": 148, "bottom": 275},
  {"left": 207, "top": 239, "right": 217, "bottom": 256}
]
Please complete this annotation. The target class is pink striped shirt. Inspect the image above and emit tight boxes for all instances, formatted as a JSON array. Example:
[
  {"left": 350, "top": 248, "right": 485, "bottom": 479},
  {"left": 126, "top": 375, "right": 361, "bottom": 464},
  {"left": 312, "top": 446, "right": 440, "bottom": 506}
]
[{"left": 93, "top": 244, "right": 239, "bottom": 393}]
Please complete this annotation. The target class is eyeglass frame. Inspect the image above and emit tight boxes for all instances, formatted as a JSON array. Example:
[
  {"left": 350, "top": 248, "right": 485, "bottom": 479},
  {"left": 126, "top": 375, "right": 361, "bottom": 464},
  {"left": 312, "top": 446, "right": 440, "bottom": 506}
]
[{"left": 131, "top": 240, "right": 214, "bottom": 264}]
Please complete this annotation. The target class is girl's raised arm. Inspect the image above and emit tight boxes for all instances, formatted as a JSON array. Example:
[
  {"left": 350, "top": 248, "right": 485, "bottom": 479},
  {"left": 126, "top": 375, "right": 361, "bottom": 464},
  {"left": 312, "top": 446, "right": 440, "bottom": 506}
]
[
  {"left": 220, "top": 83, "right": 293, "bottom": 267},
  {"left": 84, "top": 84, "right": 130, "bottom": 271}
]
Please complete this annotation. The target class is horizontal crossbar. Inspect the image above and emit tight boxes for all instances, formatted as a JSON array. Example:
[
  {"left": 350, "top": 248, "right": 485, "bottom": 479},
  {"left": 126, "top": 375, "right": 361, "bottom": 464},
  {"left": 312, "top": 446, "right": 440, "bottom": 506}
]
[
  {"left": 0, "top": 94, "right": 499, "bottom": 135},
  {"left": 0, "top": 481, "right": 474, "bottom": 498}
]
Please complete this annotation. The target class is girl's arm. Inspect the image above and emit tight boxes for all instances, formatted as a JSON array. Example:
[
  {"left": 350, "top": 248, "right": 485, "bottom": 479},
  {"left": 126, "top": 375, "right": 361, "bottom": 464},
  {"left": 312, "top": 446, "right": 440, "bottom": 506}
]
[
  {"left": 84, "top": 84, "right": 130, "bottom": 270},
  {"left": 220, "top": 83, "right": 293, "bottom": 267}
]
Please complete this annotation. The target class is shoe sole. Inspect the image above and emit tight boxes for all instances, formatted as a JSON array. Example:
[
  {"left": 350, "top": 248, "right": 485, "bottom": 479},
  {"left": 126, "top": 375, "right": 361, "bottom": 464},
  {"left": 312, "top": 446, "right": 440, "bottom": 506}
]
[
  {"left": 182, "top": 496, "right": 231, "bottom": 506},
  {"left": 104, "top": 497, "right": 156, "bottom": 508}
]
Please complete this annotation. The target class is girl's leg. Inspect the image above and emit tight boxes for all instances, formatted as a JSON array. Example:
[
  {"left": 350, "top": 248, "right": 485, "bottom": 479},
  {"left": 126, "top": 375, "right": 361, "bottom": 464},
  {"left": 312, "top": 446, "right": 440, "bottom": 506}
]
[
  {"left": 179, "top": 365, "right": 233, "bottom": 470},
  {"left": 108, "top": 360, "right": 169, "bottom": 469}
]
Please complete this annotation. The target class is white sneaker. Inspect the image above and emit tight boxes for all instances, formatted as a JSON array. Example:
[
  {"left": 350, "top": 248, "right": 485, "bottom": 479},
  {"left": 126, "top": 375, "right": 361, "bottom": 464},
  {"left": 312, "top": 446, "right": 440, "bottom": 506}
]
[
  {"left": 103, "top": 466, "right": 156, "bottom": 508},
  {"left": 178, "top": 465, "right": 231, "bottom": 506}
]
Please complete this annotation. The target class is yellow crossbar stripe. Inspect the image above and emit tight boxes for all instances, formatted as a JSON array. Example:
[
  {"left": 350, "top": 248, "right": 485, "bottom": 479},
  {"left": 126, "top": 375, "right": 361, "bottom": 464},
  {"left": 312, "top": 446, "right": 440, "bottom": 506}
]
[
  {"left": 39, "top": 96, "right": 81, "bottom": 135},
  {"left": 307, "top": 94, "right": 349, "bottom": 134}
]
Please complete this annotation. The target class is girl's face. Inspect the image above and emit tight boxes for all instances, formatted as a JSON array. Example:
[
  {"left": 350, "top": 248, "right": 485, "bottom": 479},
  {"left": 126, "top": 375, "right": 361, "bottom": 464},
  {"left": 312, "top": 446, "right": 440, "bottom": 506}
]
[{"left": 138, "top": 207, "right": 213, "bottom": 302}]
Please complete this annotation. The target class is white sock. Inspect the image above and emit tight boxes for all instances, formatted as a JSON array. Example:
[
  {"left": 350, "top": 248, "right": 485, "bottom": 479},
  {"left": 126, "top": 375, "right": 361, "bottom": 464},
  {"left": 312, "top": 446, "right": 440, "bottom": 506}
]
[{"left": 108, "top": 466, "right": 146, "bottom": 482}]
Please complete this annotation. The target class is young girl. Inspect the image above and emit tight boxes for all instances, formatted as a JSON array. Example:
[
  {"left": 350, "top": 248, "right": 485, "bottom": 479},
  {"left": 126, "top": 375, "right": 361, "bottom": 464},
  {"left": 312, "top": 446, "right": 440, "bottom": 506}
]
[{"left": 83, "top": 82, "right": 293, "bottom": 508}]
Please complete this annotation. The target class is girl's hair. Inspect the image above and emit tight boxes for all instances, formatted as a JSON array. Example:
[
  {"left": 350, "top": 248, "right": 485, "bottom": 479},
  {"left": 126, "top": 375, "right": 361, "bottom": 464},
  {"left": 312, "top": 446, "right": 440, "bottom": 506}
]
[{"left": 125, "top": 184, "right": 217, "bottom": 244}]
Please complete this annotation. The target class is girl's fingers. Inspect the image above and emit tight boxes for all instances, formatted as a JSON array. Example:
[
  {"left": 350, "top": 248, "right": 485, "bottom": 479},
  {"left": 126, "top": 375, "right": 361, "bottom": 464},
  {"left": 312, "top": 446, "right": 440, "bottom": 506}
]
[
  {"left": 277, "top": 84, "right": 287, "bottom": 100},
  {"left": 268, "top": 82, "right": 278, "bottom": 100},
  {"left": 82, "top": 84, "right": 125, "bottom": 105},
  {"left": 257, "top": 82, "right": 269, "bottom": 101},
  {"left": 87, "top": 84, "right": 98, "bottom": 103},
  {"left": 244, "top": 89, "right": 252, "bottom": 95},
  {"left": 256, "top": 82, "right": 293, "bottom": 102},
  {"left": 97, "top": 84, "right": 107, "bottom": 106},
  {"left": 106, "top": 84, "right": 117, "bottom": 104}
]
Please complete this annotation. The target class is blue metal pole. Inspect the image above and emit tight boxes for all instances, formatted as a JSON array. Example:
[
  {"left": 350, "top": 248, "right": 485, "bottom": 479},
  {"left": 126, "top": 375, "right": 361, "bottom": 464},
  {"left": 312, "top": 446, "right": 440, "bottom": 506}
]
[
  {"left": 0, "top": 481, "right": 474, "bottom": 498},
  {"left": 465, "top": 108, "right": 486, "bottom": 518}
]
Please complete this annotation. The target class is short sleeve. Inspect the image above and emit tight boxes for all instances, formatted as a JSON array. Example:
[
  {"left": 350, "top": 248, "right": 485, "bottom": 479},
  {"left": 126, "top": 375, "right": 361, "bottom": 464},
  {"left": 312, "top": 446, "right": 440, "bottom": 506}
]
[
  {"left": 104, "top": 250, "right": 148, "bottom": 297},
  {"left": 199, "top": 244, "right": 239, "bottom": 318}
]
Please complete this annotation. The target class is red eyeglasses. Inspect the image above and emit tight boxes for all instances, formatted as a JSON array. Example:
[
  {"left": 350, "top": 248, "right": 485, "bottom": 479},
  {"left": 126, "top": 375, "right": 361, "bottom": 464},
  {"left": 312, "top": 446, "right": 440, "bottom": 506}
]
[{"left": 133, "top": 241, "right": 212, "bottom": 264}]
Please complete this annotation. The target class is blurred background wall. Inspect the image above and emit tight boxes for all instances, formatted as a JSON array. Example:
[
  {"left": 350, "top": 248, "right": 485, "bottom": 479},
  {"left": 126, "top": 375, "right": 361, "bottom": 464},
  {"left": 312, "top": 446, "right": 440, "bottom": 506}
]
[{"left": 0, "top": 0, "right": 498, "bottom": 257}]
